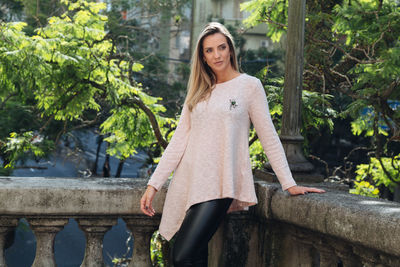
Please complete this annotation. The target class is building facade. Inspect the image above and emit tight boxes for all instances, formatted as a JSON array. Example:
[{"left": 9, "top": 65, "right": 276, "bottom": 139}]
[{"left": 191, "top": 0, "right": 273, "bottom": 55}]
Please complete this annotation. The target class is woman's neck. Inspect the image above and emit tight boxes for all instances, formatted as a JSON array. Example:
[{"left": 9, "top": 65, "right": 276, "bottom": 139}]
[{"left": 215, "top": 69, "right": 240, "bottom": 84}]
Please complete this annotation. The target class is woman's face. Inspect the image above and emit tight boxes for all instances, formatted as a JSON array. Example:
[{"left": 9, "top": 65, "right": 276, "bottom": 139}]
[{"left": 202, "top": 32, "right": 232, "bottom": 74}]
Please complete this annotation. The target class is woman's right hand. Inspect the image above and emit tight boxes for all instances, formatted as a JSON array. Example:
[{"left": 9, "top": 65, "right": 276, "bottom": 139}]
[{"left": 140, "top": 185, "right": 157, "bottom": 216}]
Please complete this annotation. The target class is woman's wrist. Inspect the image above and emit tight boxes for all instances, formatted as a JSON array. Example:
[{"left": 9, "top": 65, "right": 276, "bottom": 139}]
[
  {"left": 285, "top": 185, "right": 297, "bottom": 191},
  {"left": 147, "top": 184, "right": 158, "bottom": 192}
]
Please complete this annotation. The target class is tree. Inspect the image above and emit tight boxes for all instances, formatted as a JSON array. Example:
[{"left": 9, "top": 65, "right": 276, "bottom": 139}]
[
  {"left": 241, "top": 0, "right": 400, "bottom": 199},
  {"left": 0, "top": 0, "right": 175, "bottom": 175}
]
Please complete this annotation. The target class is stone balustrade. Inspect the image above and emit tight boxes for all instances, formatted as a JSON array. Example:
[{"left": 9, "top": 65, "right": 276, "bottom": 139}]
[
  {"left": 209, "top": 181, "right": 400, "bottom": 267},
  {"left": 0, "top": 176, "right": 399, "bottom": 266},
  {"left": 0, "top": 177, "right": 165, "bottom": 267}
]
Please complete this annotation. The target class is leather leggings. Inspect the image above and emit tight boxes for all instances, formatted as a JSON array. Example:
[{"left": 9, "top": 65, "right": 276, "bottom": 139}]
[{"left": 171, "top": 198, "right": 233, "bottom": 267}]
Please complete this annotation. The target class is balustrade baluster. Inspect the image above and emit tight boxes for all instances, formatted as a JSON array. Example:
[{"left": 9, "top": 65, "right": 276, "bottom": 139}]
[
  {"left": 0, "top": 218, "right": 18, "bottom": 267},
  {"left": 353, "top": 246, "right": 381, "bottom": 267},
  {"left": 379, "top": 253, "right": 400, "bottom": 267},
  {"left": 78, "top": 218, "right": 116, "bottom": 267},
  {"left": 124, "top": 215, "right": 159, "bottom": 267},
  {"left": 318, "top": 247, "right": 338, "bottom": 267},
  {"left": 334, "top": 243, "right": 360, "bottom": 267},
  {"left": 312, "top": 238, "right": 338, "bottom": 267},
  {"left": 29, "top": 218, "right": 68, "bottom": 267},
  {"left": 291, "top": 231, "right": 315, "bottom": 267}
]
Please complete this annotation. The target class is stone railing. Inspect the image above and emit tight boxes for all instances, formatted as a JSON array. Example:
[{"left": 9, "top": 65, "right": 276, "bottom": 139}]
[
  {"left": 1, "top": 177, "right": 400, "bottom": 267},
  {"left": 0, "top": 177, "right": 165, "bottom": 267},
  {"left": 209, "top": 181, "right": 400, "bottom": 267}
]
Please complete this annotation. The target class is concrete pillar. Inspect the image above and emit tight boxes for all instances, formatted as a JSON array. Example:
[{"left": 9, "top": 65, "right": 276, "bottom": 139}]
[
  {"left": 318, "top": 248, "right": 338, "bottom": 267},
  {"left": 334, "top": 243, "right": 360, "bottom": 267},
  {"left": 353, "top": 246, "right": 380, "bottom": 267},
  {"left": 261, "top": 0, "right": 322, "bottom": 183},
  {"left": 0, "top": 218, "right": 18, "bottom": 267},
  {"left": 30, "top": 218, "right": 68, "bottom": 267},
  {"left": 292, "top": 236, "right": 314, "bottom": 267},
  {"left": 313, "top": 238, "right": 338, "bottom": 267},
  {"left": 125, "top": 216, "right": 159, "bottom": 267},
  {"left": 78, "top": 218, "right": 116, "bottom": 267}
]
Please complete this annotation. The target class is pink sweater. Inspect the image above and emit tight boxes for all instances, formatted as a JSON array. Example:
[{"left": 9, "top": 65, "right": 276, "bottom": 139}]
[{"left": 147, "top": 74, "right": 296, "bottom": 241}]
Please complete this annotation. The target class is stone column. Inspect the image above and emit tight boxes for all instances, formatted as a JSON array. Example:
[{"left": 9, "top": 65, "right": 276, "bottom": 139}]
[
  {"left": 334, "top": 243, "right": 360, "bottom": 267},
  {"left": 291, "top": 231, "right": 315, "bottom": 267},
  {"left": 78, "top": 218, "right": 116, "bottom": 267},
  {"left": 0, "top": 218, "right": 18, "bottom": 267},
  {"left": 279, "top": 0, "right": 323, "bottom": 182},
  {"left": 124, "top": 216, "right": 159, "bottom": 267},
  {"left": 318, "top": 247, "right": 338, "bottom": 267},
  {"left": 313, "top": 237, "right": 338, "bottom": 267},
  {"left": 353, "top": 246, "right": 381, "bottom": 267},
  {"left": 29, "top": 218, "right": 68, "bottom": 267}
]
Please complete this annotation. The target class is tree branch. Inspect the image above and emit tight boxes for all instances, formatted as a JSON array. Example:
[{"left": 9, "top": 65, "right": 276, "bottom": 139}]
[
  {"left": 0, "top": 92, "right": 17, "bottom": 110},
  {"left": 81, "top": 78, "right": 168, "bottom": 149},
  {"left": 122, "top": 97, "right": 168, "bottom": 149},
  {"left": 310, "top": 36, "right": 383, "bottom": 64},
  {"left": 377, "top": 156, "right": 400, "bottom": 185},
  {"left": 329, "top": 68, "right": 353, "bottom": 88},
  {"left": 249, "top": 133, "right": 258, "bottom": 146}
]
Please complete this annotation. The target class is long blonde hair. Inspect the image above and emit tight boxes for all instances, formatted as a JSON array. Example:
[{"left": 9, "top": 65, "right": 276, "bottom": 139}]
[{"left": 185, "top": 22, "right": 239, "bottom": 112}]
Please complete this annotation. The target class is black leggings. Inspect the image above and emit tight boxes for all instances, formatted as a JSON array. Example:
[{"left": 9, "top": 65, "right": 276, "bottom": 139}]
[{"left": 172, "top": 198, "right": 233, "bottom": 267}]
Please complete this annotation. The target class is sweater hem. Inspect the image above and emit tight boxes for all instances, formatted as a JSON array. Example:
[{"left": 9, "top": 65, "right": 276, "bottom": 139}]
[{"left": 157, "top": 195, "right": 258, "bottom": 242}]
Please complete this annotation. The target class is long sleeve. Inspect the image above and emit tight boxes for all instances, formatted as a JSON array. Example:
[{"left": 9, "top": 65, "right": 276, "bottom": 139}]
[
  {"left": 147, "top": 103, "right": 191, "bottom": 191},
  {"left": 248, "top": 79, "right": 297, "bottom": 190}
]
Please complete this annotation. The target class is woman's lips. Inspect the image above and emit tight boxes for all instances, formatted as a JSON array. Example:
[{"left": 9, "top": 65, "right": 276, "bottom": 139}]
[{"left": 214, "top": 61, "right": 223, "bottom": 65}]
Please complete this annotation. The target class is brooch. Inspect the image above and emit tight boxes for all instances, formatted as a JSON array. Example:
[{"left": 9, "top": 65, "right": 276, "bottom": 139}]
[{"left": 229, "top": 99, "right": 238, "bottom": 110}]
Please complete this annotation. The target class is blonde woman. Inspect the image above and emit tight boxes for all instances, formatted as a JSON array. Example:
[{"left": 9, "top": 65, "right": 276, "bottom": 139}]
[{"left": 140, "top": 22, "right": 325, "bottom": 266}]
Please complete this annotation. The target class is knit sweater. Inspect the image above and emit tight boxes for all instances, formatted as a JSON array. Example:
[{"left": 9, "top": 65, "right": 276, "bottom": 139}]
[{"left": 147, "top": 73, "right": 297, "bottom": 241}]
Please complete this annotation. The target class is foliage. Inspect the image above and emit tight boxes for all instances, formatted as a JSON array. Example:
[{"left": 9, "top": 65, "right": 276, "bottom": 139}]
[
  {"left": 332, "top": 1, "right": 400, "bottom": 140},
  {"left": 351, "top": 155, "right": 400, "bottom": 197},
  {"left": 302, "top": 91, "right": 337, "bottom": 133},
  {"left": 350, "top": 180, "right": 380, "bottom": 198},
  {"left": 241, "top": 0, "right": 287, "bottom": 43},
  {"left": 350, "top": 104, "right": 392, "bottom": 137},
  {"left": 0, "top": 0, "right": 65, "bottom": 35},
  {"left": 0, "top": 0, "right": 171, "bottom": 173},
  {"left": 0, "top": 0, "right": 24, "bottom": 22},
  {"left": 260, "top": 73, "right": 337, "bottom": 136},
  {"left": 242, "top": 0, "right": 400, "bottom": 198},
  {"left": 249, "top": 72, "right": 337, "bottom": 168},
  {"left": 249, "top": 130, "right": 268, "bottom": 169},
  {"left": 240, "top": 47, "right": 285, "bottom": 78},
  {"left": 150, "top": 231, "right": 165, "bottom": 267},
  {"left": 101, "top": 104, "right": 170, "bottom": 160},
  {"left": 2, "top": 132, "right": 53, "bottom": 168},
  {"left": 106, "top": 0, "right": 191, "bottom": 116},
  {"left": 242, "top": 0, "right": 400, "bottom": 137}
]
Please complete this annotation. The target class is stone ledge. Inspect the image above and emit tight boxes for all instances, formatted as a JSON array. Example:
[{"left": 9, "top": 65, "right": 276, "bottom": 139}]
[
  {"left": 0, "top": 177, "right": 166, "bottom": 215},
  {"left": 2, "top": 176, "right": 399, "bottom": 258},
  {"left": 254, "top": 181, "right": 400, "bottom": 257}
]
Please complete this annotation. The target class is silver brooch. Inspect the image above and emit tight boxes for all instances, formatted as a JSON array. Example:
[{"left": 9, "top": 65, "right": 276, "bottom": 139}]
[{"left": 229, "top": 99, "right": 238, "bottom": 110}]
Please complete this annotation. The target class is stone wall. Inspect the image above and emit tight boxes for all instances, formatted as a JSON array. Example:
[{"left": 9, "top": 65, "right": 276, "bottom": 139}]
[
  {"left": 209, "top": 180, "right": 400, "bottom": 267},
  {"left": 1, "top": 176, "right": 399, "bottom": 266}
]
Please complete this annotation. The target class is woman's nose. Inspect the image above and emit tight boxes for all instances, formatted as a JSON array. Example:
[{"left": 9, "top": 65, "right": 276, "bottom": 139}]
[{"left": 213, "top": 50, "right": 220, "bottom": 58}]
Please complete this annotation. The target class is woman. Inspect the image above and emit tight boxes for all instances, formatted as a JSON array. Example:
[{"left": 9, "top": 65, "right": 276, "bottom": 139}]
[{"left": 140, "top": 22, "right": 325, "bottom": 266}]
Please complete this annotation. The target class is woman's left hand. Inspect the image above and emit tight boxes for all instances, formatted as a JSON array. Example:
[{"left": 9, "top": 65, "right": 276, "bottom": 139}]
[{"left": 286, "top": 185, "right": 326, "bottom": 196}]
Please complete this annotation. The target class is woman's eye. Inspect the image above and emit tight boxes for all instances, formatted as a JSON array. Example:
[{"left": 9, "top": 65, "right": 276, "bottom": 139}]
[
  {"left": 220, "top": 45, "right": 226, "bottom": 50},
  {"left": 205, "top": 49, "right": 212, "bottom": 53}
]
